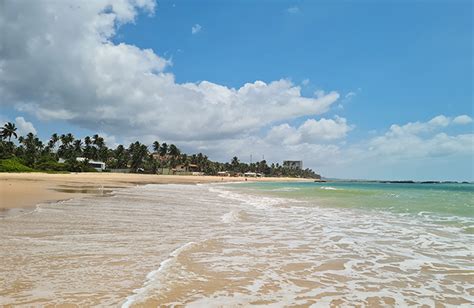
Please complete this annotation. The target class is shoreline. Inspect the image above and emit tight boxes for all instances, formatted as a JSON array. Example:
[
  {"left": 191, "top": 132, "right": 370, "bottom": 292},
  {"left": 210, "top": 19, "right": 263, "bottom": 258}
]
[{"left": 0, "top": 172, "right": 312, "bottom": 215}]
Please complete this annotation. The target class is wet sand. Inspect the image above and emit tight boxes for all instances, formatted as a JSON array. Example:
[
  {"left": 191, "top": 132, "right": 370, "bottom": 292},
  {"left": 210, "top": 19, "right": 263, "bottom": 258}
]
[
  {"left": 0, "top": 172, "right": 310, "bottom": 213},
  {"left": 1, "top": 179, "right": 472, "bottom": 306}
]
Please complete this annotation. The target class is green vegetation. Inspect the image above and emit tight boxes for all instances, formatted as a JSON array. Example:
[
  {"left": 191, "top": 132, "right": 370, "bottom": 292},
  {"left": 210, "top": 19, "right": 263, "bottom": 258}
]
[
  {"left": 0, "top": 121, "right": 321, "bottom": 178},
  {"left": 0, "top": 158, "right": 34, "bottom": 172}
]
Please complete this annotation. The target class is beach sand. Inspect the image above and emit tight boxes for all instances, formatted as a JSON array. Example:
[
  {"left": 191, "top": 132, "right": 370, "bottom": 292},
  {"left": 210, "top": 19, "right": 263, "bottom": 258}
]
[
  {"left": 0, "top": 172, "right": 309, "bottom": 213},
  {"left": 1, "top": 174, "right": 472, "bottom": 306}
]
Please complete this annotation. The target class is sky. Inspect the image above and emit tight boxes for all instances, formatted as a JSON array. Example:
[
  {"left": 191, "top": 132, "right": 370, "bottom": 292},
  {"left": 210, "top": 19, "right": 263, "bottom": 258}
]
[{"left": 0, "top": 0, "right": 473, "bottom": 181}]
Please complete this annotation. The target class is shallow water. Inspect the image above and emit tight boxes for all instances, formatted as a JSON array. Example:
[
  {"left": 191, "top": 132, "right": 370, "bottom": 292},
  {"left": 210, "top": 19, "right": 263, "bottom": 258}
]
[{"left": 0, "top": 182, "right": 473, "bottom": 306}]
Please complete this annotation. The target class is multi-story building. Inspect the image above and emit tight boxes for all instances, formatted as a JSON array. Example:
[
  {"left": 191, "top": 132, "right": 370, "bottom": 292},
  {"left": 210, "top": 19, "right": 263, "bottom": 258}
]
[{"left": 283, "top": 160, "right": 303, "bottom": 170}]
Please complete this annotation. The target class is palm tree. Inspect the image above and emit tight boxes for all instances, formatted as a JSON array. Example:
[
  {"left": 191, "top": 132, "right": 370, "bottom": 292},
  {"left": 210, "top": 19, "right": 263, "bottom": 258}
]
[
  {"left": 1, "top": 122, "right": 18, "bottom": 141},
  {"left": 159, "top": 143, "right": 168, "bottom": 158},
  {"left": 21, "top": 133, "right": 43, "bottom": 167},
  {"left": 58, "top": 133, "right": 75, "bottom": 159},
  {"left": 83, "top": 136, "right": 93, "bottom": 159},
  {"left": 167, "top": 144, "right": 180, "bottom": 168},
  {"left": 73, "top": 139, "right": 83, "bottom": 156},
  {"left": 92, "top": 134, "right": 106, "bottom": 160},
  {"left": 231, "top": 156, "right": 239, "bottom": 172},
  {"left": 92, "top": 134, "right": 105, "bottom": 148},
  {"left": 129, "top": 141, "right": 149, "bottom": 172},
  {"left": 168, "top": 144, "right": 180, "bottom": 157},
  {"left": 46, "top": 133, "right": 59, "bottom": 153},
  {"left": 113, "top": 144, "right": 128, "bottom": 168},
  {"left": 153, "top": 141, "right": 160, "bottom": 153}
]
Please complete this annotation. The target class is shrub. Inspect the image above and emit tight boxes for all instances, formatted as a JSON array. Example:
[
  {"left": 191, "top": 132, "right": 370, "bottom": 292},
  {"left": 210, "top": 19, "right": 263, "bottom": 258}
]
[
  {"left": 35, "top": 159, "right": 67, "bottom": 171},
  {"left": 0, "top": 158, "right": 35, "bottom": 172}
]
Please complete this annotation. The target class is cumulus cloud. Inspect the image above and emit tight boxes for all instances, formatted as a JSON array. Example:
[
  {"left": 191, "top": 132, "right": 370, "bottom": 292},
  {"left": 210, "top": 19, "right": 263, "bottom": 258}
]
[
  {"left": 0, "top": 1, "right": 339, "bottom": 143},
  {"left": 15, "top": 117, "right": 37, "bottom": 135},
  {"left": 317, "top": 115, "right": 474, "bottom": 180},
  {"left": 267, "top": 116, "right": 352, "bottom": 145},
  {"left": 427, "top": 115, "right": 450, "bottom": 127},
  {"left": 191, "top": 24, "right": 202, "bottom": 34},
  {"left": 366, "top": 115, "right": 473, "bottom": 159},
  {"left": 387, "top": 115, "right": 461, "bottom": 137},
  {"left": 453, "top": 115, "right": 473, "bottom": 125}
]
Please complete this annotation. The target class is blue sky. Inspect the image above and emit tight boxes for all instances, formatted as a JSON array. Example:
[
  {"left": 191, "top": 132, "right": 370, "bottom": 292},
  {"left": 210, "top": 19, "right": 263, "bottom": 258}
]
[
  {"left": 116, "top": 0, "right": 472, "bottom": 130},
  {"left": 1, "top": 0, "right": 473, "bottom": 180}
]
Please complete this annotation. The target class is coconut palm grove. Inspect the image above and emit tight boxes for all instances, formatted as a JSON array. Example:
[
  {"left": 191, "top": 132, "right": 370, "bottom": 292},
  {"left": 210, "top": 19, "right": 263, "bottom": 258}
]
[{"left": 0, "top": 122, "right": 320, "bottom": 178}]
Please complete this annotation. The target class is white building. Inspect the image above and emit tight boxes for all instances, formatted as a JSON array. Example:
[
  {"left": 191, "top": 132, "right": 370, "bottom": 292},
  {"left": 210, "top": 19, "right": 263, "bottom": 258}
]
[
  {"left": 76, "top": 157, "right": 106, "bottom": 171},
  {"left": 59, "top": 157, "right": 106, "bottom": 171}
]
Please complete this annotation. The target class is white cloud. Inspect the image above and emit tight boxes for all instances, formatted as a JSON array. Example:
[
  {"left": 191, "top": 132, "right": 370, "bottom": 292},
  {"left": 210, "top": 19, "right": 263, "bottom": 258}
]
[
  {"left": 191, "top": 24, "right": 202, "bottom": 34},
  {"left": 299, "top": 116, "right": 352, "bottom": 142},
  {"left": 364, "top": 115, "right": 473, "bottom": 159},
  {"left": 287, "top": 6, "right": 300, "bottom": 14},
  {"left": 387, "top": 115, "right": 456, "bottom": 137},
  {"left": 302, "top": 79, "right": 310, "bottom": 86},
  {"left": 15, "top": 117, "right": 37, "bottom": 135},
  {"left": 266, "top": 123, "right": 299, "bottom": 145},
  {"left": 0, "top": 1, "right": 339, "bottom": 144},
  {"left": 427, "top": 115, "right": 450, "bottom": 127},
  {"left": 321, "top": 115, "right": 474, "bottom": 180},
  {"left": 266, "top": 116, "right": 352, "bottom": 145},
  {"left": 453, "top": 115, "right": 473, "bottom": 125},
  {"left": 345, "top": 91, "right": 356, "bottom": 99}
]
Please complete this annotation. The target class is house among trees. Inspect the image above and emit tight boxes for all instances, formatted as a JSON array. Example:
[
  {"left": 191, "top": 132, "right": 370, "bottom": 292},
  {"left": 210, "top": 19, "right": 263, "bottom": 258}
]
[
  {"left": 58, "top": 157, "right": 106, "bottom": 171},
  {"left": 76, "top": 157, "right": 106, "bottom": 171},
  {"left": 173, "top": 163, "right": 199, "bottom": 174}
]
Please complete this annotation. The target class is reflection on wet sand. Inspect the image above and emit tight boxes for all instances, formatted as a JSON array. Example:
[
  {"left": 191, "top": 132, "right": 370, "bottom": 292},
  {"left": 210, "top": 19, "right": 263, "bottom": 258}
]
[{"left": 50, "top": 184, "right": 120, "bottom": 195}]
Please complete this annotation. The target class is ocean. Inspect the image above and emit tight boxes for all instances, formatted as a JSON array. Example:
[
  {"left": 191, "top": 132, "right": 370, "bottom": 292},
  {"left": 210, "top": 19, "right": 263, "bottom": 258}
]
[{"left": 0, "top": 181, "right": 473, "bottom": 306}]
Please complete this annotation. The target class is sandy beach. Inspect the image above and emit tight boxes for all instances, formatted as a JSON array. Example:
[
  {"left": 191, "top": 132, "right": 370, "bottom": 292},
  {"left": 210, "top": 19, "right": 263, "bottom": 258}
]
[
  {"left": 0, "top": 172, "right": 309, "bottom": 212},
  {"left": 1, "top": 175, "right": 472, "bottom": 306}
]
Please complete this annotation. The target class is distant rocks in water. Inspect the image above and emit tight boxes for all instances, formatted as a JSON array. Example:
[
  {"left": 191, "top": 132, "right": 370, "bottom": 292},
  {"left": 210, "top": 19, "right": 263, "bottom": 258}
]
[
  {"left": 378, "top": 180, "right": 469, "bottom": 184},
  {"left": 379, "top": 180, "right": 416, "bottom": 184}
]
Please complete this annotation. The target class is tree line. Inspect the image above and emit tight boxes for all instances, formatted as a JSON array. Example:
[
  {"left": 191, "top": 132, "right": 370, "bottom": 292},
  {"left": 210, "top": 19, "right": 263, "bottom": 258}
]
[{"left": 0, "top": 122, "right": 321, "bottom": 178}]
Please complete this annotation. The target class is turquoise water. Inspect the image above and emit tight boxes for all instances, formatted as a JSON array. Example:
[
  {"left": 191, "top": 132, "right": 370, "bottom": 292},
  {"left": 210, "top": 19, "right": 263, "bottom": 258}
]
[{"left": 230, "top": 181, "right": 474, "bottom": 231}]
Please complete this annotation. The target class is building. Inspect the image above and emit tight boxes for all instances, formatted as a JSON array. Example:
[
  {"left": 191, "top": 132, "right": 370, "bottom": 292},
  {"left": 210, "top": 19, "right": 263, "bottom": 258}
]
[
  {"left": 244, "top": 172, "right": 263, "bottom": 177},
  {"left": 76, "top": 157, "right": 106, "bottom": 171},
  {"left": 172, "top": 164, "right": 199, "bottom": 174},
  {"left": 283, "top": 160, "right": 303, "bottom": 170},
  {"left": 58, "top": 157, "right": 106, "bottom": 171}
]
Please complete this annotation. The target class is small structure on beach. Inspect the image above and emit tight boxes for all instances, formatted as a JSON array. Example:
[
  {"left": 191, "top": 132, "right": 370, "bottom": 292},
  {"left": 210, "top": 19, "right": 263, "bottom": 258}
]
[
  {"left": 217, "top": 171, "right": 230, "bottom": 177},
  {"left": 244, "top": 172, "right": 263, "bottom": 177}
]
